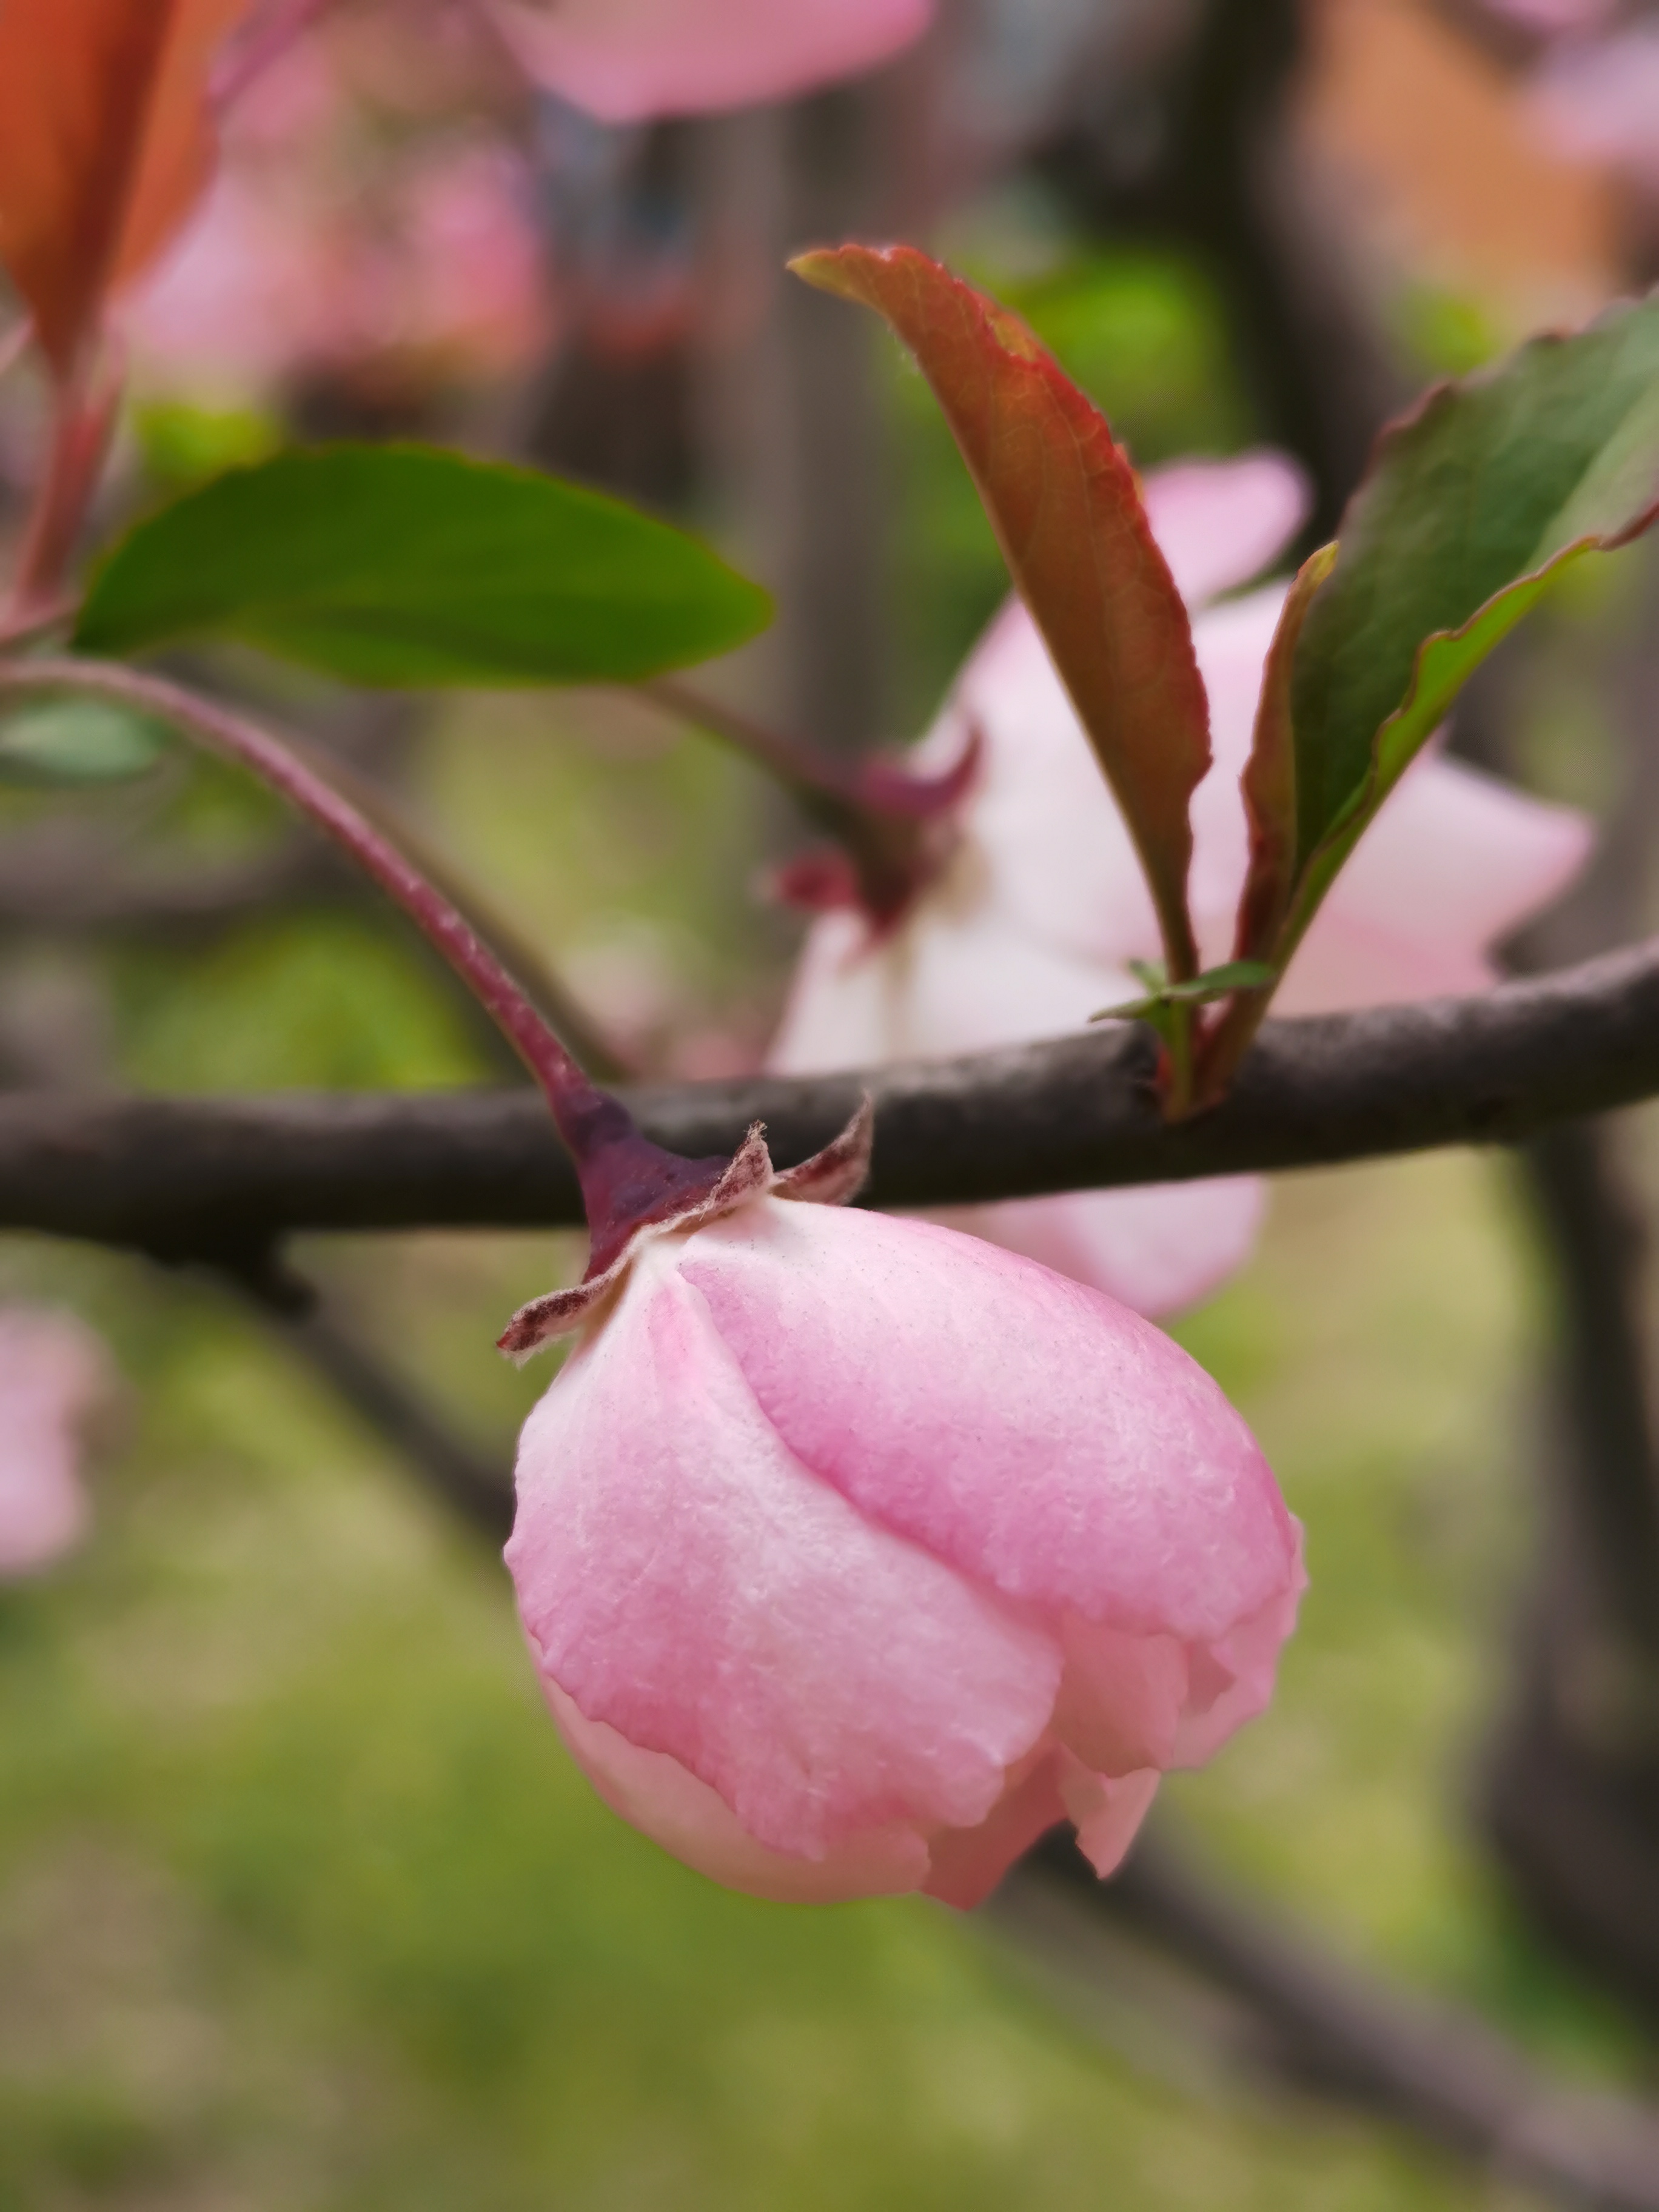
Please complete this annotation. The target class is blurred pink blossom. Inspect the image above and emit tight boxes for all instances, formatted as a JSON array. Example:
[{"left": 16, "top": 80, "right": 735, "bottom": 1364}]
[
  {"left": 483, "top": 0, "right": 933, "bottom": 121},
  {"left": 508, "top": 1153, "right": 1302, "bottom": 1905},
  {"left": 771, "top": 452, "right": 1593, "bottom": 1319},
  {"left": 0, "top": 1308, "right": 112, "bottom": 1578},
  {"left": 125, "top": 22, "right": 549, "bottom": 401},
  {"left": 1485, "top": 0, "right": 1618, "bottom": 30},
  {"left": 1527, "top": 22, "right": 1659, "bottom": 193}
]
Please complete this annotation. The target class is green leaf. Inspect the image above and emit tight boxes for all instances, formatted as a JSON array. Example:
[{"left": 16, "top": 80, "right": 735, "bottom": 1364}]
[
  {"left": 75, "top": 444, "right": 773, "bottom": 686},
  {"left": 794, "top": 244, "right": 1210, "bottom": 982},
  {"left": 1094, "top": 959, "right": 1278, "bottom": 1022},
  {"left": 0, "top": 697, "right": 168, "bottom": 785},
  {"left": 1290, "top": 293, "right": 1659, "bottom": 882}
]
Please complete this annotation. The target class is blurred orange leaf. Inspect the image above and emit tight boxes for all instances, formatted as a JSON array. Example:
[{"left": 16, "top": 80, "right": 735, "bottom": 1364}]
[
  {"left": 0, "top": 0, "right": 248, "bottom": 379},
  {"left": 792, "top": 243, "right": 1211, "bottom": 980}
]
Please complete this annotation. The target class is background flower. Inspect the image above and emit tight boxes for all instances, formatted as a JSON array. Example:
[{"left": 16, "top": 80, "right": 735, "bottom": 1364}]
[
  {"left": 0, "top": 1307, "right": 112, "bottom": 1577},
  {"left": 771, "top": 454, "right": 1593, "bottom": 1318},
  {"left": 481, "top": 0, "right": 933, "bottom": 123}
]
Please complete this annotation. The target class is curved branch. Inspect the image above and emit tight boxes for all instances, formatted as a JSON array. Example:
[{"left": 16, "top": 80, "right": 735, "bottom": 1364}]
[
  {"left": 1009, "top": 1831, "right": 1659, "bottom": 2211},
  {"left": 5, "top": 936, "right": 1659, "bottom": 1258}
]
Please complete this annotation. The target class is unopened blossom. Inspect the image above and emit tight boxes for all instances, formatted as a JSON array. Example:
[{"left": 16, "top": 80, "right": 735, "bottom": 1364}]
[
  {"left": 482, "top": 0, "right": 932, "bottom": 121},
  {"left": 770, "top": 453, "right": 1593, "bottom": 1319},
  {"left": 0, "top": 1308, "right": 112, "bottom": 1577},
  {"left": 504, "top": 1122, "right": 1303, "bottom": 1905}
]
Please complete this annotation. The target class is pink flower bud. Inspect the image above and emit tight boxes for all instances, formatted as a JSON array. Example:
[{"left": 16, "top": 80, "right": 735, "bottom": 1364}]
[
  {"left": 505, "top": 1138, "right": 1302, "bottom": 1906},
  {"left": 771, "top": 452, "right": 1593, "bottom": 1320},
  {"left": 0, "top": 1308, "right": 112, "bottom": 1578},
  {"left": 483, "top": 0, "right": 932, "bottom": 122}
]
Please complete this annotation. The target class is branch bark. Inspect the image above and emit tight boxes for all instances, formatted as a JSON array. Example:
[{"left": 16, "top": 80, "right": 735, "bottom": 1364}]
[
  {"left": 1012, "top": 1830, "right": 1659, "bottom": 2211},
  {"left": 6, "top": 936, "right": 1659, "bottom": 1258}
]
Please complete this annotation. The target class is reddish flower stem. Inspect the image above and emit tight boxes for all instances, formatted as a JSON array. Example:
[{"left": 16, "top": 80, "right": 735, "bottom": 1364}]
[
  {"left": 7, "top": 370, "right": 121, "bottom": 623},
  {"left": 642, "top": 678, "right": 980, "bottom": 930},
  {"left": 0, "top": 657, "right": 615, "bottom": 1153}
]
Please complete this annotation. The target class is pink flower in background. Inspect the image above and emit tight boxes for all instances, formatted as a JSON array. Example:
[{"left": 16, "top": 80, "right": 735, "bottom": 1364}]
[
  {"left": 125, "top": 20, "right": 549, "bottom": 403},
  {"left": 1527, "top": 22, "right": 1659, "bottom": 195},
  {"left": 1486, "top": 0, "right": 1617, "bottom": 28},
  {"left": 506, "top": 1128, "right": 1302, "bottom": 1906},
  {"left": 483, "top": 0, "right": 933, "bottom": 121},
  {"left": 0, "top": 1309, "right": 112, "bottom": 1578},
  {"left": 771, "top": 453, "right": 1593, "bottom": 1319}
]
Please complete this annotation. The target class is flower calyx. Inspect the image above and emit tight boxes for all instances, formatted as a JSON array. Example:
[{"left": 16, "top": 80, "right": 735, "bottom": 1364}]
[
  {"left": 498, "top": 1094, "right": 874, "bottom": 1360},
  {"left": 771, "top": 725, "right": 982, "bottom": 935}
]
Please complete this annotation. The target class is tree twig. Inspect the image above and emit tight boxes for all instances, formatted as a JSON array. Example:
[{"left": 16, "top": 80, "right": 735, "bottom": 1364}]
[
  {"left": 5, "top": 934, "right": 1659, "bottom": 1256},
  {"left": 1007, "top": 1829, "right": 1659, "bottom": 2211}
]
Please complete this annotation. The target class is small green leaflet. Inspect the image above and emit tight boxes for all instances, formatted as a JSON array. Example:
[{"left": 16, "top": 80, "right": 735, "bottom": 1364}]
[
  {"left": 75, "top": 444, "right": 773, "bottom": 686},
  {"left": 0, "top": 698, "right": 168, "bottom": 785},
  {"left": 1093, "top": 960, "right": 1277, "bottom": 1023}
]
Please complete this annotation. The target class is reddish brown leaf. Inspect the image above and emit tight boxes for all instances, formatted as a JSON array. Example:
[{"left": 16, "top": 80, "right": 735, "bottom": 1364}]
[
  {"left": 792, "top": 243, "right": 1210, "bottom": 979},
  {"left": 0, "top": 0, "right": 247, "bottom": 380}
]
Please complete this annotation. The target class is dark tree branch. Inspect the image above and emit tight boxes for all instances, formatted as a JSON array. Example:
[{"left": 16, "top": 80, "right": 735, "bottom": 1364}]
[
  {"left": 7, "top": 937, "right": 1659, "bottom": 1258},
  {"left": 243, "top": 1292, "right": 515, "bottom": 1544},
  {"left": 1011, "top": 1831, "right": 1659, "bottom": 2211}
]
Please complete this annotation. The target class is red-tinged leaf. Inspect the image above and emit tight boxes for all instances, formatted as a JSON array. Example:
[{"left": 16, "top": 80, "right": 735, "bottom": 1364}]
[
  {"left": 0, "top": 0, "right": 248, "bottom": 380},
  {"left": 1233, "top": 542, "right": 1338, "bottom": 967},
  {"left": 793, "top": 243, "right": 1209, "bottom": 980}
]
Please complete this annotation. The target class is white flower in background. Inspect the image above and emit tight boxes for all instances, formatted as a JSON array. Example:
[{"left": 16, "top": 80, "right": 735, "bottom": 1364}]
[
  {"left": 770, "top": 453, "right": 1594, "bottom": 1319},
  {"left": 0, "top": 1308, "right": 113, "bottom": 1577}
]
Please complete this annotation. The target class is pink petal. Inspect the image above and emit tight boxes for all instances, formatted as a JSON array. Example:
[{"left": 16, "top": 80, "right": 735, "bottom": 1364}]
[
  {"left": 922, "top": 1750, "right": 1069, "bottom": 1910},
  {"left": 125, "top": 172, "right": 338, "bottom": 392},
  {"left": 1530, "top": 26, "right": 1659, "bottom": 190},
  {"left": 929, "top": 1181, "right": 1265, "bottom": 1322},
  {"left": 1490, "top": 0, "right": 1617, "bottom": 27},
  {"left": 484, "top": 0, "right": 931, "bottom": 122},
  {"left": 774, "top": 889, "right": 1133, "bottom": 1074},
  {"left": 1170, "top": 1538, "right": 1308, "bottom": 1769},
  {"left": 544, "top": 1680, "right": 931, "bottom": 1902},
  {"left": 680, "top": 1201, "right": 1297, "bottom": 1642},
  {"left": 1186, "top": 583, "right": 1289, "bottom": 964},
  {"left": 915, "top": 603, "right": 1162, "bottom": 973},
  {"left": 1139, "top": 451, "right": 1313, "bottom": 611},
  {"left": 1275, "top": 752, "right": 1594, "bottom": 1014},
  {"left": 1052, "top": 1619, "right": 1190, "bottom": 1775},
  {"left": 1057, "top": 1757, "right": 1163, "bottom": 1879},
  {"left": 508, "top": 1244, "right": 1061, "bottom": 1862},
  {"left": 0, "top": 1309, "right": 109, "bottom": 1577}
]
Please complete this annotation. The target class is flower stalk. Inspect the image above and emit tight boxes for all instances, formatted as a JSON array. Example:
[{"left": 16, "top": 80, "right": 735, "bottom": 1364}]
[
  {"left": 0, "top": 657, "right": 726, "bottom": 1259},
  {"left": 643, "top": 677, "right": 979, "bottom": 933}
]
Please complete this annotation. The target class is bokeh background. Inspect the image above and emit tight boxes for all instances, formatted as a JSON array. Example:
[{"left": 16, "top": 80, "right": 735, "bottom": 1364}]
[{"left": 4, "top": 1, "right": 1659, "bottom": 2204}]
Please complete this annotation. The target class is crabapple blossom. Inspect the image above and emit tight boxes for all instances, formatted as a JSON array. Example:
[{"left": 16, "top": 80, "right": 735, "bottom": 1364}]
[
  {"left": 0, "top": 1307, "right": 111, "bottom": 1577},
  {"left": 770, "top": 453, "right": 1593, "bottom": 1319},
  {"left": 483, "top": 0, "right": 932, "bottom": 122},
  {"left": 1527, "top": 19, "right": 1659, "bottom": 196},
  {"left": 504, "top": 1122, "right": 1303, "bottom": 1906}
]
